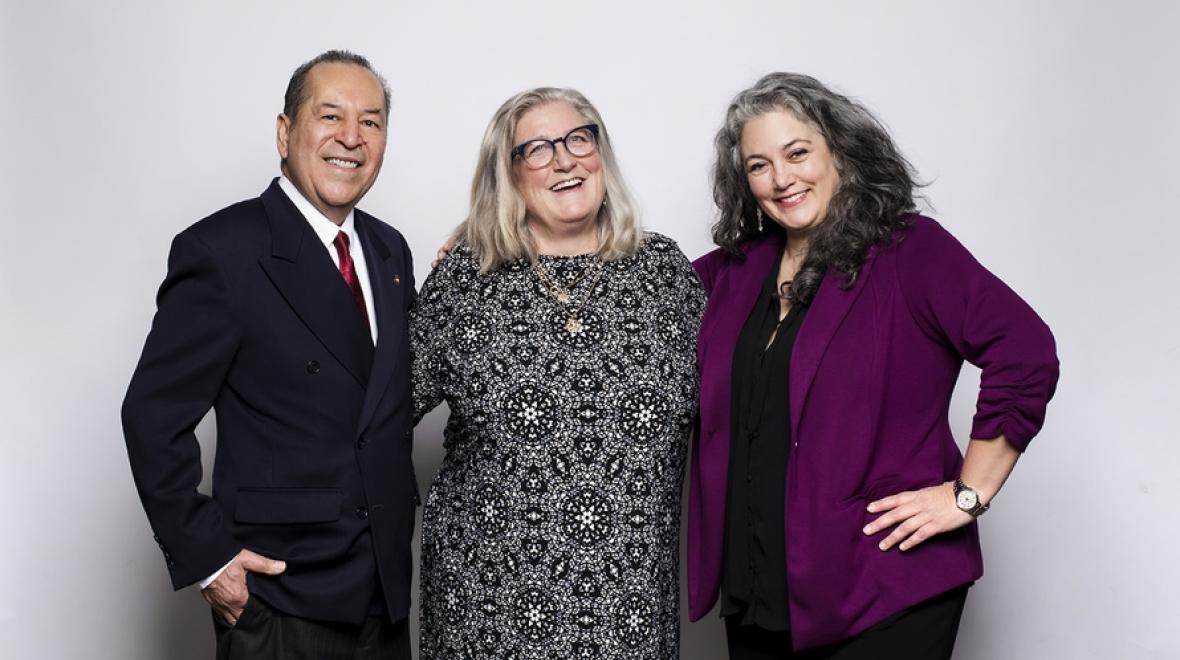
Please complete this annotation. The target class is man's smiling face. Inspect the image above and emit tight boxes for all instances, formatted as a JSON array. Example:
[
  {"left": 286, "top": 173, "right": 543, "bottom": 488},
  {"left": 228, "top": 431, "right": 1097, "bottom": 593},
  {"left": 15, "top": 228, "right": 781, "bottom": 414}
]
[{"left": 277, "top": 61, "right": 388, "bottom": 224}]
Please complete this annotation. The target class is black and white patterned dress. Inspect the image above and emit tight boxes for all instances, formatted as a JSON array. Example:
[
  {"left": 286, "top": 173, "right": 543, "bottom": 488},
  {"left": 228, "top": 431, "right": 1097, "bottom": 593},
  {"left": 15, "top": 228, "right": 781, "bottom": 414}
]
[{"left": 411, "top": 233, "right": 704, "bottom": 659}]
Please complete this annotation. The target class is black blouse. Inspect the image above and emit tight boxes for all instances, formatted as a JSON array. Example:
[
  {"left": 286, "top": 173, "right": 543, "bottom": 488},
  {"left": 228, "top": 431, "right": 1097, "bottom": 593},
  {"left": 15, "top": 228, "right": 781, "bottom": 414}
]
[{"left": 721, "top": 257, "right": 809, "bottom": 631}]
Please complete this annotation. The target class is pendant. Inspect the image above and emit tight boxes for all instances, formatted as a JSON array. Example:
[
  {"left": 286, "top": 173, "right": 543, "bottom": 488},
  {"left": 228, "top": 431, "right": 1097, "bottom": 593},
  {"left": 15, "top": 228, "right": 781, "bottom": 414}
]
[
  {"left": 547, "top": 285, "right": 570, "bottom": 304},
  {"left": 565, "top": 317, "right": 584, "bottom": 335}
]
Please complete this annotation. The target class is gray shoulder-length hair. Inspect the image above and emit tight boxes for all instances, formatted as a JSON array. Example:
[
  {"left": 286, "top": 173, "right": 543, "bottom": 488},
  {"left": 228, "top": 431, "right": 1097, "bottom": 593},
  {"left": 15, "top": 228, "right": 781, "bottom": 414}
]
[
  {"left": 459, "top": 87, "right": 643, "bottom": 273},
  {"left": 712, "top": 72, "right": 920, "bottom": 305}
]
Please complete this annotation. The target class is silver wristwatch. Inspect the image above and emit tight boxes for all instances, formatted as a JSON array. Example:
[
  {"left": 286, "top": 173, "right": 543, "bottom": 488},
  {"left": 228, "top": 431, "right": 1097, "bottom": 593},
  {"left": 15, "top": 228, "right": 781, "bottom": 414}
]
[{"left": 953, "top": 479, "right": 989, "bottom": 517}]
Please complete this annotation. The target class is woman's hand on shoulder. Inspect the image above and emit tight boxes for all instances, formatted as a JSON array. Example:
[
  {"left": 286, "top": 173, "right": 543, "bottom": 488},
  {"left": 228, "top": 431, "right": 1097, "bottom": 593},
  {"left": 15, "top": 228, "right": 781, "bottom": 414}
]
[{"left": 863, "top": 482, "right": 973, "bottom": 552}]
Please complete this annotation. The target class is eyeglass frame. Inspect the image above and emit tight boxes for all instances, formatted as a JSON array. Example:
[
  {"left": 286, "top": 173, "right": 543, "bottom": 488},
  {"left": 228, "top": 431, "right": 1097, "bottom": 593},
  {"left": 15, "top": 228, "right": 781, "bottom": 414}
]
[{"left": 510, "top": 124, "right": 601, "bottom": 169}]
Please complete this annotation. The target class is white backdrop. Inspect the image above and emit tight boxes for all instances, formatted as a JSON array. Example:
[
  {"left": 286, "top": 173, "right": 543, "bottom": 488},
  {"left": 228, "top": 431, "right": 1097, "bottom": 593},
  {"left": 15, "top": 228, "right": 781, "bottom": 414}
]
[{"left": 2, "top": 1, "right": 1178, "bottom": 658}]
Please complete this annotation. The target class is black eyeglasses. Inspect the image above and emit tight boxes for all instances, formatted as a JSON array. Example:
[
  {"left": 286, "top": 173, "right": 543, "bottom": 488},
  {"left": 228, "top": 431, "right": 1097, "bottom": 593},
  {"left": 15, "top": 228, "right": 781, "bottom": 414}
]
[{"left": 511, "top": 124, "right": 600, "bottom": 170}]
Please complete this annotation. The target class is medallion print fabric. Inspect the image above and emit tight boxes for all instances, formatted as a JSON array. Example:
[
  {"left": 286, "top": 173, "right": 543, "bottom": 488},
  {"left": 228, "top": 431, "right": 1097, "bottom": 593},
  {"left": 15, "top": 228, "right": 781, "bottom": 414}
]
[{"left": 411, "top": 234, "right": 704, "bottom": 659}]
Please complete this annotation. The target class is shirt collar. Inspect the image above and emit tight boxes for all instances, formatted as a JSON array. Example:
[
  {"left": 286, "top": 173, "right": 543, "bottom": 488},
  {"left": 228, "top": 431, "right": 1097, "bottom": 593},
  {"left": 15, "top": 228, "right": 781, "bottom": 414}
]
[{"left": 277, "top": 175, "right": 358, "bottom": 249}]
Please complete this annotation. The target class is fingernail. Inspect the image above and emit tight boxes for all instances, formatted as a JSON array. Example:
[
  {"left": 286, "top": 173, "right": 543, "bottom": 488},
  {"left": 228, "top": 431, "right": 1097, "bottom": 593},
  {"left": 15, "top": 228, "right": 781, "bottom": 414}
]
[
  {"left": 878, "top": 541, "right": 887, "bottom": 551},
  {"left": 862, "top": 525, "right": 872, "bottom": 534},
  {"left": 866, "top": 504, "right": 875, "bottom": 512}
]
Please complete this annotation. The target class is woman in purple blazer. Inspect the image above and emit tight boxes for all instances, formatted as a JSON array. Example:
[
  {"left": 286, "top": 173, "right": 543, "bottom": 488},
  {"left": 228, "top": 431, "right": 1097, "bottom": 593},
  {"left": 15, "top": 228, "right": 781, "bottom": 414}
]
[{"left": 688, "top": 73, "right": 1059, "bottom": 658}]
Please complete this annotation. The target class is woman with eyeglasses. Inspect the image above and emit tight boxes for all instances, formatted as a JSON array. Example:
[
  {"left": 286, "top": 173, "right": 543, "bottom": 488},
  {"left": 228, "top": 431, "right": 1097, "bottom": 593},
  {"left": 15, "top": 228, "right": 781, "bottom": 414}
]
[
  {"left": 410, "top": 88, "right": 704, "bottom": 658},
  {"left": 688, "top": 73, "right": 1059, "bottom": 658}
]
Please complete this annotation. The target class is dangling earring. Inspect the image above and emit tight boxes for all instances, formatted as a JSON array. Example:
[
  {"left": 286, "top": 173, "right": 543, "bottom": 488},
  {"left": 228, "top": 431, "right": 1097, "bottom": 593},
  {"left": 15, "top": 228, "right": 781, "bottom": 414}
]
[
  {"left": 756, "top": 208, "right": 764, "bottom": 233},
  {"left": 601, "top": 195, "right": 609, "bottom": 209}
]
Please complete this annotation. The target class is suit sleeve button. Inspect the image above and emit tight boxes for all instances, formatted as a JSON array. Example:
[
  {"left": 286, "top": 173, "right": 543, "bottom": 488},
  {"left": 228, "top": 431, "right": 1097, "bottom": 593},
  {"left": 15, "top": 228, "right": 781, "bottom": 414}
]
[
  {"left": 355, "top": 506, "right": 369, "bottom": 520},
  {"left": 357, "top": 436, "right": 368, "bottom": 449},
  {"left": 306, "top": 360, "right": 320, "bottom": 374}
]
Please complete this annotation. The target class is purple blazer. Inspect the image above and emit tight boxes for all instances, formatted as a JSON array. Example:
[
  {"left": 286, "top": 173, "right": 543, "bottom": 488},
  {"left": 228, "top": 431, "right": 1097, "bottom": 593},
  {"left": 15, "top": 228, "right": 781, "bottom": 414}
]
[{"left": 688, "top": 216, "right": 1058, "bottom": 650}]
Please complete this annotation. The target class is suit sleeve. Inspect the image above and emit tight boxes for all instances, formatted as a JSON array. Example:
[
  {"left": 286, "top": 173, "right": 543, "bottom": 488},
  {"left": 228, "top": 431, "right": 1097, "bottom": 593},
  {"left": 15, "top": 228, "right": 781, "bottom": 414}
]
[
  {"left": 122, "top": 230, "right": 242, "bottom": 589},
  {"left": 401, "top": 232, "right": 418, "bottom": 315},
  {"left": 896, "top": 218, "right": 1060, "bottom": 451}
]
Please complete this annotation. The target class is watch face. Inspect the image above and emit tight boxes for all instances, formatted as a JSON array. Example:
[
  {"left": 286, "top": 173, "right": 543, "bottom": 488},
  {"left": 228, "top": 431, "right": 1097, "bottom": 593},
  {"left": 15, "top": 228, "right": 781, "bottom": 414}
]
[{"left": 957, "top": 489, "right": 978, "bottom": 510}]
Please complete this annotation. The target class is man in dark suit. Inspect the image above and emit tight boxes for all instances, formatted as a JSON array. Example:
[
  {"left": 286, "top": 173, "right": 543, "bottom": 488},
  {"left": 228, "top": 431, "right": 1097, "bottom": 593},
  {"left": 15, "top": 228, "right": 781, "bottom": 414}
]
[{"left": 122, "top": 50, "right": 416, "bottom": 659}]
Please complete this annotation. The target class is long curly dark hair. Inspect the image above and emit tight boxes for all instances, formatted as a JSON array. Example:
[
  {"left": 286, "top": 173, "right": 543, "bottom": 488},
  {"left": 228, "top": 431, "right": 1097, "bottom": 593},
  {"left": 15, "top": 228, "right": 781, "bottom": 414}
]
[{"left": 711, "top": 72, "right": 921, "bottom": 305}]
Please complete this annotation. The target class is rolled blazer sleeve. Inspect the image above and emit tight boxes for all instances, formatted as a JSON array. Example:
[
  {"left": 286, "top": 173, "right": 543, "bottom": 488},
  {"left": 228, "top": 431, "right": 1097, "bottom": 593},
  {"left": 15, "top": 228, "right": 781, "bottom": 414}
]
[
  {"left": 121, "top": 230, "right": 242, "bottom": 589},
  {"left": 895, "top": 218, "right": 1059, "bottom": 451}
]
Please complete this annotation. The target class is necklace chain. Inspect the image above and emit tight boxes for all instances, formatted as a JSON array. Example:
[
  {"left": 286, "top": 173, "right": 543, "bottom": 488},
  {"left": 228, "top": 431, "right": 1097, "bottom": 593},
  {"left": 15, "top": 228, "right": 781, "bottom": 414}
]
[
  {"left": 532, "top": 257, "right": 597, "bottom": 302},
  {"left": 532, "top": 257, "right": 605, "bottom": 335}
]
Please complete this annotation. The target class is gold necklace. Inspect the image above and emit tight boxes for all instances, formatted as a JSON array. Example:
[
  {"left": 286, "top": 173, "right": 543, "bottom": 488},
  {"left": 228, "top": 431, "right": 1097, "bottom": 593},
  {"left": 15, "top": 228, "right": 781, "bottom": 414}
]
[
  {"left": 532, "top": 257, "right": 598, "bottom": 304},
  {"left": 532, "top": 257, "right": 605, "bottom": 335}
]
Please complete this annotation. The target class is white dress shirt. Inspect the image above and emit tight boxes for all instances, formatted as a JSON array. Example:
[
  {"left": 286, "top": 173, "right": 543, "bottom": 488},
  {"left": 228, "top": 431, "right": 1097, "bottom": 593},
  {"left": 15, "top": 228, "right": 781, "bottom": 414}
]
[
  {"left": 278, "top": 175, "right": 378, "bottom": 343},
  {"left": 198, "top": 176, "right": 378, "bottom": 590}
]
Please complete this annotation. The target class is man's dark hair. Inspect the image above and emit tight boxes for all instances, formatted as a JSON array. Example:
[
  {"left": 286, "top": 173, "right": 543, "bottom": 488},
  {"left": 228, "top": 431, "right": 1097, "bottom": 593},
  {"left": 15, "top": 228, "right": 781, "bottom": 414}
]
[{"left": 283, "top": 50, "right": 391, "bottom": 120}]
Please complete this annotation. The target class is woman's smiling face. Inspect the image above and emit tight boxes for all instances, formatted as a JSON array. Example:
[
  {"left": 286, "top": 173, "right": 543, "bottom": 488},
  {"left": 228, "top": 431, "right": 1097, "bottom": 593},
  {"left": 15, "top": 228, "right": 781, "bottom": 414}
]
[
  {"left": 741, "top": 109, "right": 839, "bottom": 236},
  {"left": 513, "top": 102, "right": 605, "bottom": 236}
]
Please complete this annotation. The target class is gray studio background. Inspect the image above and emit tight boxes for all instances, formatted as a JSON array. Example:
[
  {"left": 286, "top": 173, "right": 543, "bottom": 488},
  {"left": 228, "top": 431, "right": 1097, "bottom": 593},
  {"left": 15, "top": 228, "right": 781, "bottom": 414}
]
[{"left": 2, "top": 1, "right": 1177, "bottom": 658}]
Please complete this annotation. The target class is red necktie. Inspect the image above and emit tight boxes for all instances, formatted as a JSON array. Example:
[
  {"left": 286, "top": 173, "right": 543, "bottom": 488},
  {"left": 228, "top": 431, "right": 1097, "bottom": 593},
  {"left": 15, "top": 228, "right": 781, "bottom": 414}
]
[{"left": 332, "top": 231, "right": 371, "bottom": 333}]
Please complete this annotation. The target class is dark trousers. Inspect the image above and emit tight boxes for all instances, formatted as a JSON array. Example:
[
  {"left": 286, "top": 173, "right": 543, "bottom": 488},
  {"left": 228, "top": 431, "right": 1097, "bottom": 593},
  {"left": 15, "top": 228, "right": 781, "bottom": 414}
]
[
  {"left": 725, "top": 586, "right": 968, "bottom": 660},
  {"left": 213, "top": 595, "right": 411, "bottom": 660}
]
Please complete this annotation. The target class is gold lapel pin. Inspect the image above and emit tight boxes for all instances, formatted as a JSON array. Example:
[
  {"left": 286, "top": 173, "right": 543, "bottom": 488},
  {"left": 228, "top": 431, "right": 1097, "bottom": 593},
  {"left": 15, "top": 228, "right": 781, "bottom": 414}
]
[{"left": 392, "top": 274, "right": 401, "bottom": 286}]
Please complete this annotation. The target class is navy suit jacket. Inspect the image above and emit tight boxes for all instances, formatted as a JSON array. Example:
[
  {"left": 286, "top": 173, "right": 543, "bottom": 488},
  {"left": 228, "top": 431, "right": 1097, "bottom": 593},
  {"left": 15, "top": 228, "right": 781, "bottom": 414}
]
[{"left": 123, "top": 179, "right": 417, "bottom": 624}]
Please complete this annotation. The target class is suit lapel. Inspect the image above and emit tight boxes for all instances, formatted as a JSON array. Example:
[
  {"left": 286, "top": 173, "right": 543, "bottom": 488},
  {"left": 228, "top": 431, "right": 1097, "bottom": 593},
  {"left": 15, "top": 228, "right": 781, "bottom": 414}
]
[
  {"left": 258, "top": 180, "right": 373, "bottom": 387},
  {"left": 354, "top": 211, "right": 407, "bottom": 434},
  {"left": 789, "top": 246, "right": 878, "bottom": 439}
]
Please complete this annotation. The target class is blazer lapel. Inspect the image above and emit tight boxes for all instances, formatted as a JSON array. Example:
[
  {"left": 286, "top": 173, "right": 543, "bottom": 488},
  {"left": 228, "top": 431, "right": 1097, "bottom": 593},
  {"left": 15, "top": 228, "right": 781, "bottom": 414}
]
[
  {"left": 258, "top": 180, "right": 373, "bottom": 387},
  {"left": 354, "top": 212, "right": 407, "bottom": 434},
  {"left": 698, "top": 237, "right": 781, "bottom": 438},
  {"left": 789, "top": 246, "right": 878, "bottom": 439},
  {"left": 701, "top": 238, "right": 782, "bottom": 362}
]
